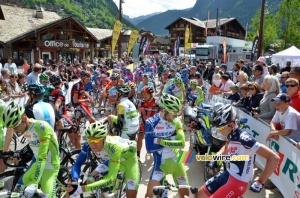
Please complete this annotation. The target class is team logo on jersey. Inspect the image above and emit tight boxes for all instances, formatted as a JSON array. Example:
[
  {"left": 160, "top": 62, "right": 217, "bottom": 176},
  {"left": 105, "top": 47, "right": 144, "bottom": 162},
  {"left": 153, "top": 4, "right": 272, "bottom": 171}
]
[
  {"left": 226, "top": 146, "right": 237, "bottom": 154},
  {"left": 109, "top": 146, "right": 115, "bottom": 154},
  {"left": 155, "top": 126, "right": 164, "bottom": 130},
  {"left": 39, "top": 122, "right": 45, "bottom": 132},
  {"left": 240, "top": 133, "right": 251, "bottom": 141}
]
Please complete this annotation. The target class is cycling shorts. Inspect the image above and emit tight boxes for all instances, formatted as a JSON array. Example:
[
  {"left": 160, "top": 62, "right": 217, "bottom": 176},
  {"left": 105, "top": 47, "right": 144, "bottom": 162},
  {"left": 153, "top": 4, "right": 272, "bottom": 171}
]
[
  {"left": 94, "top": 157, "right": 140, "bottom": 190},
  {"left": 74, "top": 103, "right": 93, "bottom": 120},
  {"left": 150, "top": 156, "right": 189, "bottom": 186},
  {"left": 202, "top": 171, "right": 248, "bottom": 198}
]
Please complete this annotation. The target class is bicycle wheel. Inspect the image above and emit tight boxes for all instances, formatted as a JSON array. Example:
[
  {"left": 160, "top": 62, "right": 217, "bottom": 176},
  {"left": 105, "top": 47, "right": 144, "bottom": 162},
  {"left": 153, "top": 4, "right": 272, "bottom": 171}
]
[
  {"left": 60, "top": 149, "right": 81, "bottom": 168},
  {"left": 57, "top": 166, "right": 71, "bottom": 197},
  {"left": 0, "top": 170, "right": 16, "bottom": 191},
  {"left": 116, "top": 176, "right": 126, "bottom": 198},
  {"left": 79, "top": 162, "right": 98, "bottom": 198}
]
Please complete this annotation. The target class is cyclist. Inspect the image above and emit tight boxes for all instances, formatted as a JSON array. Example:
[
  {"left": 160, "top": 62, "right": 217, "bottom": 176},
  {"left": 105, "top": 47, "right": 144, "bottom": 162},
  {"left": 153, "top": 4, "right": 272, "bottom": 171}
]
[
  {"left": 3, "top": 101, "right": 60, "bottom": 197},
  {"left": 25, "top": 82, "right": 56, "bottom": 129},
  {"left": 126, "top": 81, "right": 137, "bottom": 106},
  {"left": 137, "top": 74, "right": 154, "bottom": 100},
  {"left": 186, "top": 79, "right": 204, "bottom": 106},
  {"left": 108, "top": 84, "right": 139, "bottom": 140},
  {"left": 137, "top": 86, "right": 160, "bottom": 158},
  {"left": 69, "top": 121, "right": 140, "bottom": 198},
  {"left": 145, "top": 93, "right": 189, "bottom": 198},
  {"left": 163, "top": 75, "right": 186, "bottom": 104},
  {"left": 71, "top": 70, "right": 96, "bottom": 124},
  {"left": 39, "top": 73, "right": 54, "bottom": 103},
  {"left": 49, "top": 75, "right": 79, "bottom": 149},
  {"left": 196, "top": 104, "right": 280, "bottom": 198},
  {"left": 145, "top": 61, "right": 156, "bottom": 91}
]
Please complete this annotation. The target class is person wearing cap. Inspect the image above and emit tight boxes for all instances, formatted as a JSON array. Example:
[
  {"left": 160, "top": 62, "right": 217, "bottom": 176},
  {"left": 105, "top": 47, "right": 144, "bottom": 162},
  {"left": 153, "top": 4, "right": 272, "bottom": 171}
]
[
  {"left": 227, "top": 85, "right": 240, "bottom": 103},
  {"left": 256, "top": 56, "right": 269, "bottom": 76},
  {"left": 137, "top": 74, "right": 154, "bottom": 100},
  {"left": 251, "top": 65, "right": 265, "bottom": 88}
]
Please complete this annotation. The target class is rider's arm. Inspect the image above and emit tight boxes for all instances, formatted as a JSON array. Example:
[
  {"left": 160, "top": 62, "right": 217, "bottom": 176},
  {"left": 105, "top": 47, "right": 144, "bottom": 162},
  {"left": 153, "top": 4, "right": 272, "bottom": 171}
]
[
  {"left": 112, "top": 103, "right": 125, "bottom": 129},
  {"left": 55, "top": 98, "right": 62, "bottom": 112},
  {"left": 3, "top": 128, "right": 14, "bottom": 152},
  {"left": 83, "top": 144, "right": 122, "bottom": 192},
  {"left": 145, "top": 117, "right": 164, "bottom": 153},
  {"left": 159, "top": 118, "right": 185, "bottom": 149},
  {"left": 196, "top": 87, "right": 204, "bottom": 104},
  {"left": 71, "top": 143, "right": 89, "bottom": 181}
]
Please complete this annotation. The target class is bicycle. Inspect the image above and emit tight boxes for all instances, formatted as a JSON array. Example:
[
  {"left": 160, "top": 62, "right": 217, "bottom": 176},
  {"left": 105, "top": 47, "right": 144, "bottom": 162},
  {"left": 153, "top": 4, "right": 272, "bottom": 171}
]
[{"left": 152, "top": 180, "right": 199, "bottom": 198}]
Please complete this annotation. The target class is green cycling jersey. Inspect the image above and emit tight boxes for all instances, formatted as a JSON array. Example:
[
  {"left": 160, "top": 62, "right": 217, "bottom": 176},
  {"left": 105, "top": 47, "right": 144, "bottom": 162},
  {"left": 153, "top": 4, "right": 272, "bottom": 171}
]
[{"left": 43, "top": 85, "right": 55, "bottom": 103}]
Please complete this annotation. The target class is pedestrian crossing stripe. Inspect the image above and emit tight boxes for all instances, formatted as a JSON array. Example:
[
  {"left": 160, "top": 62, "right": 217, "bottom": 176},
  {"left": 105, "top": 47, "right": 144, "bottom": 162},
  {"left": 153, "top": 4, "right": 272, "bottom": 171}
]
[{"left": 176, "top": 151, "right": 196, "bottom": 163}]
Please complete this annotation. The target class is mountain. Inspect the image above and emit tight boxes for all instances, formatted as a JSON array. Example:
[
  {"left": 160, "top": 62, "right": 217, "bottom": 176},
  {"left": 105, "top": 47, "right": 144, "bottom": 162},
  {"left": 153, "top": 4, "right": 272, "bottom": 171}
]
[
  {"left": 124, "top": 12, "right": 162, "bottom": 25},
  {"left": 137, "top": 0, "right": 283, "bottom": 35},
  {"left": 17, "top": 0, "right": 133, "bottom": 29}
]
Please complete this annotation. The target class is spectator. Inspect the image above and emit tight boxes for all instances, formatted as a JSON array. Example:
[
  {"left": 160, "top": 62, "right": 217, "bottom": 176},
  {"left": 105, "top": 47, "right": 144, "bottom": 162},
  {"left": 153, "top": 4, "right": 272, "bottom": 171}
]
[
  {"left": 280, "top": 61, "right": 291, "bottom": 74},
  {"left": 43, "top": 62, "right": 51, "bottom": 74},
  {"left": 236, "top": 71, "right": 249, "bottom": 89},
  {"left": 7, "top": 73, "right": 25, "bottom": 99},
  {"left": 220, "top": 64, "right": 232, "bottom": 79},
  {"left": 4, "top": 57, "right": 17, "bottom": 74},
  {"left": 212, "top": 73, "right": 222, "bottom": 88},
  {"left": 203, "top": 62, "right": 214, "bottom": 83},
  {"left": 212, "top": 66, "right": 221, "bottom": 81},
  {"left": 1, "top": 68, "right": 10, "bottom": 82},
  {"left": 280, "top": 71, "right": 289, "bottom": 93},
  {"left": 252, "top": 75, "right": 280, "bottom": 123},
  {"left": 0, "top": 79, "right": 10, "bottom": 101},
  {"left": 27, "top": 63, "right": 34, "bottom": 75},
  {"left": 245, "top": 82, "right": 263, "bottom": 112},
  {"left": 289, "top": 66, "right": 300, "bottom": 82},
  {"left": 238, "top": 59, "right": 249, "bottom": 76},
  {"left": 227, "top": 85, "right": 240, "bottom": 103},
  {"left": 212, "top": 74, "right": 235, "bottom": 95},
  {"left": 232, "top": 62, "right": 240, "bottom": 84},
  {"left": 51, "top": 64, "right": 59, "bottom": 75},
  {"left": 256, "top": 56, "right": 269, "bottom": 76},
  {"left": 267, "top": 93, "right": 300, "bottom": 143},
  {"left": 251, "top": 65, "right": 264, "bottom": 88},
  {"left": 59, "top": 65, "right": 68, "bottom": 83},
  {"left": 233, "top": 84, "right": 250, "bottom": 109},
  {"left": 22, "top": 59, "right": 29, "bottom": 75},
  {"left": 26, "top": 63, "right": 42, "bottom": 84},
  {"left": 17, "top": 73, "right": 28, "bottom": 93},
  {"left": 285, "top": 78, "right": 300, "bottom": 112},
  {"left": 269, "top": 64, "right": 281, "bottom": 80}
]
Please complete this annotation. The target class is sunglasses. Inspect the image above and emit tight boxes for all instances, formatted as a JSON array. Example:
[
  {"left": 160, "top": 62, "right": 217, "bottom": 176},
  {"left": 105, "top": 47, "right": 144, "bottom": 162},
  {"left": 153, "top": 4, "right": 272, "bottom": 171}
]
[
  {"left": 286, "top": 84, "right": 298, "bottom": 88},
  {"left": 217, "top": 124, "right": 230, "bottom": 131},
  {"left": 249, "top": 88, "right": 255, "bottom": 90},
  {"left": 87, "top": 138, "right": 103, "bottom": 144}
]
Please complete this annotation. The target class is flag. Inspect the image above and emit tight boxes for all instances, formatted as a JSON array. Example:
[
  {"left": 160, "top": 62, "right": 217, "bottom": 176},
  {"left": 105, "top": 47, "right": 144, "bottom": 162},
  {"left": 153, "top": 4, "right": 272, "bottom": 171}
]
[
  {"left": 223, "top": 39, "right": 227, "bottom": 63},
  {"left": 184, "top": 26, "right": 190, "bottom": 55},
  {"left": 173, "top": 36, "right": 180, "bottom": 56},
  {"left": 176, "top": 151, "right": 196, "bottom": 163},
  {"left": 206, "top": 11, "right": 210, "bottom": 36},
  {"left": 144, "top": 40, "right": 151, "bottom": 55},
  {"left": 138, "top": 36, "right": 148, "bottom": 55},
  {"left": 111, "top": 20, "right": 122, "bottom": 57},
  {"left": 245, "top": 22, "right": 249, "bottom": 40},
  {"left": 250, "top": 36, "right": 259, "bottom": 61},
  {"left": 127, "top": 29, "right": 139, "bottom": 55}
]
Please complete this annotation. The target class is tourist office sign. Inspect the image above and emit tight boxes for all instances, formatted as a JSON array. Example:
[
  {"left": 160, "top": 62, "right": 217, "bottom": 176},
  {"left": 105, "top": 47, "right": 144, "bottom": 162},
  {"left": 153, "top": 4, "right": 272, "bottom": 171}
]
[{"left": 40, "top": 40, "right": 90, "bottom": 49}]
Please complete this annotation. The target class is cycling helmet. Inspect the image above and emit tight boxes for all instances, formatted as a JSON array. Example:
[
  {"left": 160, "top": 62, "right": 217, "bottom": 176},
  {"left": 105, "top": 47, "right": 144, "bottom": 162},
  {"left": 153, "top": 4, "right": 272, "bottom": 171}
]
[
  {"left": 116, "top": 84, "right": 130, "bottom": 96},
  {"left": 175, "top": 73, "right": 181, "bottom": 78},
  {"left": 142, "top": 74, "right": 149, "bottom": 79},
  {"left": 212, "top": 104, "right": 236, "bottom": 127},
  {"left": 189, "top": 79, "right": 198, "bottom": 87},
  {"left": 39, "top": 73, "right": 49, "bottom": 81},
  {"left": 126, "top": 82, "right": 136, "bottom": 89},
  {"left": 80, "top": 70, "right": 91, "bottom": 78},
  {"left": 28, "top": 82, "right": 45, "bottom": 95},
  {"left": 93, "top": 71, "right": 100, "bottom": 76},
  {"left": 85, "top": 121, "right": 108, "bottom": 139},
  {"left": 2, "top": 100, "right": 25, "bottom": 128},
  {"left": 175, "top": 76, "right": 182, "bottom": 84},
  {"left": 142, "top": 86, "right": 154, "bottom": 94},
  {"left": 190, "top": 66, "right": 196, "bottom": 71},
  {"left": 159, "top": 93, "right": 182, "bottom": 114},
  {"left": 50, "top": 74, "right": 62, "bottom": 86},
  {"left": 110, "top": 73, "right": 120, "bottom": 80}
]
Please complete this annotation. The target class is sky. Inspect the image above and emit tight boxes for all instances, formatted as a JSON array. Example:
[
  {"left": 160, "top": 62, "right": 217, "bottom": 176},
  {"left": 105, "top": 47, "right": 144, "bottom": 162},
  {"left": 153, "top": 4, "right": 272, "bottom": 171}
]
[{"left": 112, "top": 0, "right": 197, "bottom": 18}]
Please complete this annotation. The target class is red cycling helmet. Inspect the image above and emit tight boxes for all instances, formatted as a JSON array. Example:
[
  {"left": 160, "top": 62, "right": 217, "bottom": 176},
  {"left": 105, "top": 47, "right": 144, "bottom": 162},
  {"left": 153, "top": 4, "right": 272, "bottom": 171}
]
[{"left": 142, "top": 86, "right": 154, "bottom": 94}]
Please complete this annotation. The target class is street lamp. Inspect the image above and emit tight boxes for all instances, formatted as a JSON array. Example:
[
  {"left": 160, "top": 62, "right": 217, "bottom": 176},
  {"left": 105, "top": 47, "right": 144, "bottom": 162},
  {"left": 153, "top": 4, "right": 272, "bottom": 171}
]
[
  {"left": 257, "top": 0, "right": 266, "bottom": 58},
  {"left": 118, "top": 0, "right": 125, "bottom": 59}
]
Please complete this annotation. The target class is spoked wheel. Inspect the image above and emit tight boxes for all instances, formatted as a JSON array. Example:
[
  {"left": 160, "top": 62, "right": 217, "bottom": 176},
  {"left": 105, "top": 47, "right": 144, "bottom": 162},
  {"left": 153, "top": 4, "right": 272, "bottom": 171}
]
[{"left": 57, "top": 166, "right": 71, "bottom": 197}]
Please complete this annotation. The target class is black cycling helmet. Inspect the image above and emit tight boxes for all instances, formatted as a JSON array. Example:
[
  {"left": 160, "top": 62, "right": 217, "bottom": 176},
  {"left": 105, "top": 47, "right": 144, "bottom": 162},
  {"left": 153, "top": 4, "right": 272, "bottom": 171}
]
[
  {"left": 111, "top": 73, "right": 120, "bottom": 80},
  {"left": 28, "top": 82, "right": 45, "bottom": 95},
  {"left": 50, "top": 74, "right": 62, "bottom": 86},
  {"left": 212, "top": 104, "right": 236, "bottom": 127},
  {"left": 116, "top": 84, "right": 130, "bottom": 97},
  {"left": 80, "top": 70, "right": 91, "bottom": 78}
]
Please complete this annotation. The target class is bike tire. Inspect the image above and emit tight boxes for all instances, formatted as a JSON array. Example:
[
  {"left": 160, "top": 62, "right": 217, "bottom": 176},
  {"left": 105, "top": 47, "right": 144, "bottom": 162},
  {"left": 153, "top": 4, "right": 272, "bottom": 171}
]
[
  {"left": 79, "top": 162, "right": 98, "bottom": 198},
  {"left": 56, "top": 165, "right": 71, "bottom": 197},
  {"left": 116, "top": 176, "right": 126, "bottom": 198},
  {"left": 60, "top": 149, "right": 81, "bottom": 167},
  {"left": 0, "top": 170, "right": 16, "bottom": 191}
]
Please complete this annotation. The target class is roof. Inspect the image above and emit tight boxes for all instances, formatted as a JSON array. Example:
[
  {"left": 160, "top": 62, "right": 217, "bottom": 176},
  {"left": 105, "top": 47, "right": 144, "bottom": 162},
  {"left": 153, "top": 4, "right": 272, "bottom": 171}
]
[
  {"left": 165, "top": 17, "right": 205, "bottom": 29},
  {"left": 87, "top": 27, "right": 113, "bottom": 41},
  {"left": 0, "top": 5, "right": 61, "bottom": 43},
  {"left": 203, "top": 17, "right": 237, "bottom": 29},
  {"left": 155, "top": 36, "right": 171, "bottom": 45}
]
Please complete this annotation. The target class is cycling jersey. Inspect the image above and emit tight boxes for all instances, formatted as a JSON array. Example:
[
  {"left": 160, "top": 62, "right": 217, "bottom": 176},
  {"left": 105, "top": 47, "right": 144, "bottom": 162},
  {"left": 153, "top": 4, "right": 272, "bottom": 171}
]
[
  {"left": 188, "top": 73, "right": 201, "bottom": 81},
  {"left": 163, "top": 79, "right": 185, "bottom": 102},
  {"left": 49, "top": 88, "right": 67, "bottom": 116},
  {"left": 18, "top": 120, "right": 60, "bottom": 197},
  {"left": 25, "top": 100, "right": 55, "bottom": 129},
  {"left": 145, "top": 66, "right": 154, "bottom": 78},
  {"left": 98, "top": 78, "right": 110, "bottom": 89},
  {"left": 71, "top": 81, "right": 85, "bottom": 106},
  {"left": 103, "top": 79, "right": 124, "bottom": 97},
  {"left": 139, "top": 98, "right": 160, "bottom": 132},
  {"left": 145, "top": 114, "right": 188, "bottom": 185},
  {"left": 186, "top": 86, "right": 204, "bottom": 106},
  {"left": 43, "top": 85, "right": 55, "bottom": 103},
  {"left": 112, "top": 98, "right": 139, "bottom": 139},
  {"left": 71, "top": 136, "right": 140, "bottom": 191}
]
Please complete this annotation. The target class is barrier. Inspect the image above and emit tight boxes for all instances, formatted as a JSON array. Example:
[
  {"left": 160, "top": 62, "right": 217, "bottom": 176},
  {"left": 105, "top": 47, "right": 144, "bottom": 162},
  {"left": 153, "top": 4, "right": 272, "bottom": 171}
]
[{"left": 209, "top": 94, "right": 300, "bottom": 198}]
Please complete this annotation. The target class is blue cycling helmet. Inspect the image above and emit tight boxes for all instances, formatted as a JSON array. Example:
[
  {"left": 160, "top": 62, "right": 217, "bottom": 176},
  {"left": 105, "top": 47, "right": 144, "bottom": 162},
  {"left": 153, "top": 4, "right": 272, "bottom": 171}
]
[
  {"left": 121, "top": 67, "right": 126, "bottom": 71},
  {"left": 181, "top": 69, "right": 188, "bottom": 74},
  {"left": 28, "top": 82, "right": 45, "bottom": 95},
  {"left": 126, "top": 68, "right": 131, "bottom": 72},
  {"left": 93, "top": 71, "right": 100, "bottom": 75}
]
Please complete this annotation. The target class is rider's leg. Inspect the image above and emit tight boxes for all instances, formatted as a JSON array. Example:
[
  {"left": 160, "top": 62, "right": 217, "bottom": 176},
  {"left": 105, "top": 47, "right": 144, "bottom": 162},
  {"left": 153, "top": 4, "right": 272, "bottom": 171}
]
[
  {"left": 40, "top": 169, "right": 57, "bottom": 198},
  {"left": 137, "top": 126, "right": 145, "bottom": 157}
]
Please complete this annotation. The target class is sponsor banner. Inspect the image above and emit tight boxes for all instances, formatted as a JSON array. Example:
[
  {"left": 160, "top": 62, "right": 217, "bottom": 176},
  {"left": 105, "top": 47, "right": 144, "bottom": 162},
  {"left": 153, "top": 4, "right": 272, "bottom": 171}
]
[
  {"left": 209, "top": 95, "right": 299, "bottom": 198},
  {"left": 111, "top": 20, "right": 123, "bottom": 56},
  {"left": 139, "top": 36, "right": 148, "bottom": 55},
  {"left": 184, "top": 26, "right": 190, "bottom": 54},
  {"left": 250, "top": 36, "right": 259, "bottom": 61},
  {"left": 127, "top": 29, "right": 139, "bottom": 55}
]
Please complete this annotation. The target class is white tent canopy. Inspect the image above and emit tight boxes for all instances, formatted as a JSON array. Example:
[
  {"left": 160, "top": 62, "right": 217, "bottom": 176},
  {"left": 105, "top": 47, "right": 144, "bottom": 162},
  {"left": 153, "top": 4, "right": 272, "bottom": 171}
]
[{"left": 271, "top": 46, "right": 300, "bottom": 67}]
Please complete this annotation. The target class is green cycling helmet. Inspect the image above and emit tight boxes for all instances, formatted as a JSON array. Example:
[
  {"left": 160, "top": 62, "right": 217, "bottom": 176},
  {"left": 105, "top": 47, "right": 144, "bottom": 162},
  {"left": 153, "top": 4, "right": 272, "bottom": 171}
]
[
  {"left": 175, "top": 76, "right": 182, "bottom": 84},
  {"left": 85, "top": 121, "right": 108, "bottom": 139},
  {"left": 116, "top": 84, "right": 130, "bottom": 97},
  {"left": 159, "top": 93, "right": 182, "bottom": 114},
  {"left": 2, "top": 100, "right": 25, "bottom": 128},
  {"left": 189, "top": 79, "right": 198, "bottom": 86},
  {"left": 39, "top": 73, "right": 49, "bottom": 81},
  {"left": 0, "top": 99, "right": 6, "bottom": 117}
]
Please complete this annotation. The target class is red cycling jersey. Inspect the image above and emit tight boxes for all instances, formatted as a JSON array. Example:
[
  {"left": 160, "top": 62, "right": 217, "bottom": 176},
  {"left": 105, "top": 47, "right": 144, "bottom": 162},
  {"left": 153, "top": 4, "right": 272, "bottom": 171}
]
[
  {"left": 139, "top": 97, "right": 160, "bottom": 132},
  {"left": 71, "top": 81, "right": 85, "bottom": 105}
]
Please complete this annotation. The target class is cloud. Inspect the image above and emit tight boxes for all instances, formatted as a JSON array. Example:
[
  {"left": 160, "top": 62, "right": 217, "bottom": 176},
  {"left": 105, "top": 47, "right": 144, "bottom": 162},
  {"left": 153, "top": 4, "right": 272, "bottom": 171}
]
[{"left": 113, "top": 0, "right": 196, "bottom": 18}]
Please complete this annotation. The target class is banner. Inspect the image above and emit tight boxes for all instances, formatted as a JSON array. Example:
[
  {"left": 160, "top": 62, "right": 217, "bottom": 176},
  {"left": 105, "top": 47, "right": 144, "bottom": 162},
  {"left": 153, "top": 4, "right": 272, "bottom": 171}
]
[
  {"left": 250, "top": 36, "right": 259, "bottom": 61},
  {"left": 144, "top": 40, "right": 151, "bottom": 55},
  {"left": 139, "top": 36, "right": 148, "bottom": 56},
  {"left": 208, "top": 95, "right": 300, "bottom": 198},
  {"left": 184, "top": 26, "right": 190, "bottom": 54},
  {"left": 223, "top": 39, "right": 227, "bottom": 63},
  {"left": 111, "top": 20, "right": 123, "bottom": 56},
  {"left": 127, "top": 30, "right": 139, "bottom": 55},
  {"left": 173, "top": 36, "right": 180, "bottom": 56}
]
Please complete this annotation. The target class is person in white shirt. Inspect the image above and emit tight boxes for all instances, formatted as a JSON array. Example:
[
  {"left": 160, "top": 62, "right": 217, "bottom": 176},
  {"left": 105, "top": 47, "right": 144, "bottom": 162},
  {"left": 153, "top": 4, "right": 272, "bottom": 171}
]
[{"left": 4, "top": 57, "right": 17, "bottom": 74}]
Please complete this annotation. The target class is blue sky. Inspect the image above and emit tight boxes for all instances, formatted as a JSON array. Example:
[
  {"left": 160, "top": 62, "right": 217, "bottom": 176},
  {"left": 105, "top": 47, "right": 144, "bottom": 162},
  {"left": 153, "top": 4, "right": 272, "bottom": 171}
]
[{"left": 113, "top": 0, "right": 197, "bottom": 18}]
